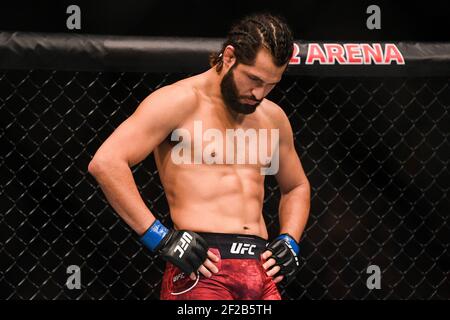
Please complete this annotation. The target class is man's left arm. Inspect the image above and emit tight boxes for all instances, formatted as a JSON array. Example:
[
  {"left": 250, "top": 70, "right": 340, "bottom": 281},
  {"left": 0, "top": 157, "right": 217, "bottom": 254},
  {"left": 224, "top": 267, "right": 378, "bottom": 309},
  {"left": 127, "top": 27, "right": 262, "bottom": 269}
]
[
  {"left": 262, "top": 105, "right": 311, "bottom": 283},
  {"left": 275, "top": 112, "right": 310, "bottom": 242}
]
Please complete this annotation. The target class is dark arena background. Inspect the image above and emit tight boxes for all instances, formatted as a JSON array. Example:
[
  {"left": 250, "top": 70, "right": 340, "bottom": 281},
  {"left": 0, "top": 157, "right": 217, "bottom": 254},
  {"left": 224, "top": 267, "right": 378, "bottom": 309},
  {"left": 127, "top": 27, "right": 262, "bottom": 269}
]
[{"left": 0, "top": 0, "right": 449, "bottom": 301}]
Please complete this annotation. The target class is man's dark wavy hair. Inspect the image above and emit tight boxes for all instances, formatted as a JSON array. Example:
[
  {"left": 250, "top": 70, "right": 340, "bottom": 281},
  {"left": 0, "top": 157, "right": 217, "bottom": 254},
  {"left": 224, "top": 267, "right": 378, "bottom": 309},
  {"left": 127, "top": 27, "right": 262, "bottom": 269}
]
[{"left": 210, "top": 13, "right": 294, "bottom": 72}]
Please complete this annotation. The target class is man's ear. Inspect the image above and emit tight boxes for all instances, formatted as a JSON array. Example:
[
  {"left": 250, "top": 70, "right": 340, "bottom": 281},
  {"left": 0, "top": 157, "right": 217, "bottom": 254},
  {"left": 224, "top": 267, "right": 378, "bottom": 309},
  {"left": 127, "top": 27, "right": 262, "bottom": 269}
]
[{"left": 222, "top": 45, "right": 236, "bottom": 68}]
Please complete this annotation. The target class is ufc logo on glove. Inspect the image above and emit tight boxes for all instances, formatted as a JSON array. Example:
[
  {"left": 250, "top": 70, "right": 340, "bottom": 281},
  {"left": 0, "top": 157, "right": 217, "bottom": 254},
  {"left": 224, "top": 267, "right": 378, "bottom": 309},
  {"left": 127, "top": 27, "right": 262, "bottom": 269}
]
[{"left": 174, "top": 232, "right": 193, "bottom": 258}]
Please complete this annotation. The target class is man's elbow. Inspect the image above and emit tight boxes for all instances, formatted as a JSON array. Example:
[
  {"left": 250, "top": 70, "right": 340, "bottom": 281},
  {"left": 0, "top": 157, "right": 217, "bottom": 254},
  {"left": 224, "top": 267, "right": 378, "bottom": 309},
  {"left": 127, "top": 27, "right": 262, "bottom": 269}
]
[
  {"left": 281, "top": 178, "right": 310, "bottom": 197},
  {"left": 88, "top": 153, "right": 130, "bottom": 176},
  {"left": 301, "top": 178, "right": 310, "bottom": 190},
  {"left": 293, "top": 178, "right": 311, "bottom": 197},
  {"left": 88, "top": 157, "right": 101, "bottom": 177},
  {"left": 302, "top": 179, "right": 311, "bottom": 198},
  {"left": 88, "top": 154, "right": 111, "bottom": 177}
]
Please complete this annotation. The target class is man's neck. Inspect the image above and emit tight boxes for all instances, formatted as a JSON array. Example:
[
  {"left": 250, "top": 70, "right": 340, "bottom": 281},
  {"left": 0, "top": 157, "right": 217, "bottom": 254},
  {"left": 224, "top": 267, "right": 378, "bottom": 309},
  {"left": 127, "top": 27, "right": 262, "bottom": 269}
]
[
  {"left": 203, "top": 68, "right": 245, "bottom": 123},
  {"left": 203, "top": 68, "right": 223, "bottom": 100}
]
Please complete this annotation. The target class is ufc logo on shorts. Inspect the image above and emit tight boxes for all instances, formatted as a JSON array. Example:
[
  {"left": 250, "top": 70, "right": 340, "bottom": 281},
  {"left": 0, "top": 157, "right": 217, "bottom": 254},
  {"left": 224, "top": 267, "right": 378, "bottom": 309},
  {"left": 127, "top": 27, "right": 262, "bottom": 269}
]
[
  {"left": 174, "top": 232, "right": 193, "bottom": 258},
  {"left": 172, "top": 272, "right": 185, "bottom": 283},
  {"left": 230, "top": 242, "right": 256, "bottom": 255}
]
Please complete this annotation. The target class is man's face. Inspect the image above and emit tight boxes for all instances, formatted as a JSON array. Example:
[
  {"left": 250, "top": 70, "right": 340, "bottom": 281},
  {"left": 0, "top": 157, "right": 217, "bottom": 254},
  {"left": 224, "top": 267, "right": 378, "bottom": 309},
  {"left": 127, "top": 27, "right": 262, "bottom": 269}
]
[{"left": 220, "top": 48, "right": 286, "bottom": 115}]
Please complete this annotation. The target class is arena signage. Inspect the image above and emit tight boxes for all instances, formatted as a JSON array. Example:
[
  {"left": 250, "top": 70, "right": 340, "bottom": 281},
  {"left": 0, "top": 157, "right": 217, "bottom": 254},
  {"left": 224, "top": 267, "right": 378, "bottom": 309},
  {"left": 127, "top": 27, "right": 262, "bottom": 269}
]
[{"left": 290, "top": 43, "right": 405, "bottom": 65}]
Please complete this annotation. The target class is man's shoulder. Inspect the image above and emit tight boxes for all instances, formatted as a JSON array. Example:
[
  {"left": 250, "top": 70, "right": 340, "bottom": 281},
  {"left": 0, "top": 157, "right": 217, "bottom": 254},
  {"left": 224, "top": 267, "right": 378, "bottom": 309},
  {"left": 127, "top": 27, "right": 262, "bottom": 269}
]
[
  {"left": 260, "top": 98, "right": 290, "bottom": 126},
  {"left": 259, "top": 99, "right": 294, "bottom": 143},
  {"left": 148, "top": 78, "right": 200, "bottom": 113}
]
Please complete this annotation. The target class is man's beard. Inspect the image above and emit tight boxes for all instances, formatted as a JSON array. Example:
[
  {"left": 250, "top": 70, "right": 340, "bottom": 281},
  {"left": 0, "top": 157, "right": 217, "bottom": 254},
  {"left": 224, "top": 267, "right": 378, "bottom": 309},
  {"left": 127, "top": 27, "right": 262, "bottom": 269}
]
[{"left": 220, "top": 66, "right": 262, "bottom": 115}]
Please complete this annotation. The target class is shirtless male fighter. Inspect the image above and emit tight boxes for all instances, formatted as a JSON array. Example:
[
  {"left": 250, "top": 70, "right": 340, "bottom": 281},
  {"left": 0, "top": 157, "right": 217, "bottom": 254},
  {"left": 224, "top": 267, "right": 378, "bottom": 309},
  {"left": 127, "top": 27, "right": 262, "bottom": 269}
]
[{"left": 88, "top": 13, "right": 310, "bottom": 300}]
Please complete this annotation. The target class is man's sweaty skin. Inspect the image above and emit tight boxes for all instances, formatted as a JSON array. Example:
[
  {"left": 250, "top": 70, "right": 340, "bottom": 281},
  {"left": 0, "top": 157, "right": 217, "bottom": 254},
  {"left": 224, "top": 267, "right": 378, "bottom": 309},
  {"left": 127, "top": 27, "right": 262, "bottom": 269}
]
[{"left": 88, "top": 46, "right": 310, "bottom": 283}]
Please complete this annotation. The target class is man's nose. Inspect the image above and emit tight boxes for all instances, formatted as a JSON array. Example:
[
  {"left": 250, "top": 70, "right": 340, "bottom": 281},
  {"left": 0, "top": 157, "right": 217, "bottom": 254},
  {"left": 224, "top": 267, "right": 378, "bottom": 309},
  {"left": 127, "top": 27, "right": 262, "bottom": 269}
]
[{"left": 251, "top": 87, "right": 265, "bottom": 101}]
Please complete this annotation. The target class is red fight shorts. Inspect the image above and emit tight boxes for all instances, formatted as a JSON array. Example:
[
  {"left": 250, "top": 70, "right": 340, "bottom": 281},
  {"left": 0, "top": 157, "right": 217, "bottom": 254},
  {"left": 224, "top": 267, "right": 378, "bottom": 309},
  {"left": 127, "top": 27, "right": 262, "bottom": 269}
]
[{"left": 160, "top": 232, "right": 281, "bottom": 300}]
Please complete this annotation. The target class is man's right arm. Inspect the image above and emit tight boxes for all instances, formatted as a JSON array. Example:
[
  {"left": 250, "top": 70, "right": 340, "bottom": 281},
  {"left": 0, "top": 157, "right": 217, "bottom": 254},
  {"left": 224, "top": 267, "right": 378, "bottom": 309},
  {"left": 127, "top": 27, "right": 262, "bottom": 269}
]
[
  {"left": 87, "top": 84, "right": 197, "bottom": 235},
  {"left": 88, "top": 84, "right": 219, "bottom": 278}
]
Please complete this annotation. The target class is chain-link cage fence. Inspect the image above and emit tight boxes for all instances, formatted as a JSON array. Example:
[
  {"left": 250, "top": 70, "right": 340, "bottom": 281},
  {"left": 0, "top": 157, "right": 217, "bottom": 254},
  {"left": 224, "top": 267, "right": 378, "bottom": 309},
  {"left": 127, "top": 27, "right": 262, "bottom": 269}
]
[
  {"left": 1, "top": 70, "right": 448, "bottom": 300},
  {"left": 0, "top": 35, "right": 449, "bottom": 300}
]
